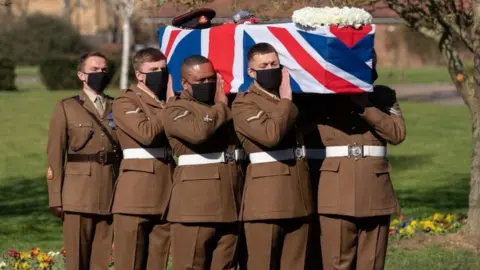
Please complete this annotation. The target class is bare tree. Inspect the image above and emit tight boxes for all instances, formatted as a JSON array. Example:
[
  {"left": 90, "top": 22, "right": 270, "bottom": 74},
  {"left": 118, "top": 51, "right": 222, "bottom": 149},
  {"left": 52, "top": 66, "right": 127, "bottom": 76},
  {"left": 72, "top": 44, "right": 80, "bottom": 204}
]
[
  {"left": 319, "top": 0, "right": 480, "bottom": 246},
  {"left": 106, "top": 0, "right": 135, "bottom": 90}
]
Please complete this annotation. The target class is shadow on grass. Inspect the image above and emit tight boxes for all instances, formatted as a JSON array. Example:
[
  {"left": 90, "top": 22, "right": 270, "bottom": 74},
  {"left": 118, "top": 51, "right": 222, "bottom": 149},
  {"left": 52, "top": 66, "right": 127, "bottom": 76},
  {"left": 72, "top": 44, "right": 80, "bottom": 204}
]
[
  {"left": 0, "top": 176, "right": 63, "bottom": 250},
  {"left": 396, "top": 173, "right": 470, "bottom": 216},
  {"left": 0, "top": 176, "right": 49, "bottom": 218},
  {"left": 389, "top": 154, "right": 433, "bottom": 171}
]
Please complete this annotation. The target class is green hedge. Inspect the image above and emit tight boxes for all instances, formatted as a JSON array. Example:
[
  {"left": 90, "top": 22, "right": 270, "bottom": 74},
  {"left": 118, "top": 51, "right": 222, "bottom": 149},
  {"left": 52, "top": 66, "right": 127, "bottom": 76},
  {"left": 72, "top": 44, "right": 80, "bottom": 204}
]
[
  {"left": 1, "top": 13, "right": 90, "bottom": 66},
  {"left": 0, "top": 58, "right": 16, "bottom": 91},
  {"left": 39, "top": 56, "right": 136, "bottom": 90},
  {"left": 39, "top": 56, "right": 82, "bottom": 90}
]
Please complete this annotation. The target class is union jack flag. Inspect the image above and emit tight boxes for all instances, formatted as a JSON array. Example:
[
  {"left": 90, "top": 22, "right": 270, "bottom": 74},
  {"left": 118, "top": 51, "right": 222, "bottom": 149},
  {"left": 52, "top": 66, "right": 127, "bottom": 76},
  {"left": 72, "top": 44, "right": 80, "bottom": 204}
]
[{"left": 157, "top": 23, "right": 375, "bottom": 94}]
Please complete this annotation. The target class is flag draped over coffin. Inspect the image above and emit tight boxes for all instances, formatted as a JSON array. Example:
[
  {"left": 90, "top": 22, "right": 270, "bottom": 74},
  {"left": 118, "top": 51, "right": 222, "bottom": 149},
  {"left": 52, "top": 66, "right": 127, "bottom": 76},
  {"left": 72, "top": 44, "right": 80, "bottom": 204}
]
[{"left": 157, "top": 23, "right": 375, "bottom": 94}]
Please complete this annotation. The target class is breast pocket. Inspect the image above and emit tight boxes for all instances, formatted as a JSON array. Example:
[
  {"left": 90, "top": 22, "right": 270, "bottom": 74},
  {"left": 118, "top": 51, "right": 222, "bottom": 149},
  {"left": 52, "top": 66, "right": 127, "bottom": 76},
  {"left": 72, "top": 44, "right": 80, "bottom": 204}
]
[
  {"left": 318, "top": 158, "right": 340, "bottom": 207},
  {"left": 68, "top": 122, "right": 94, "bottom": 152},
  {"left": 179, "top": 166, "right": 222, "bottom": 216},
  {"left": 370, "top": 160, "right": 397, "bottom": 210}
]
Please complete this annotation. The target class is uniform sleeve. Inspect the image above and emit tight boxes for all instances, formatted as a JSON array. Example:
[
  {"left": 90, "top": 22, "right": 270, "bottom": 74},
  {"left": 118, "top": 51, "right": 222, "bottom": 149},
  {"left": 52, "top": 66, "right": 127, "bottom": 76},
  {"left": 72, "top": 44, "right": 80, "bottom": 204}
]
[
  {"left": 163, "top": 101, "right": 231, "bottom": 145},
  {"left": 46, "top": 101, "right": 67, "bottom": 208},
  {"left": 232, "top": 96, "right": 299, "bottom": 148},
  {"left": 112, "top": 95, "right": 164, "bottom": 146},
  {"left": 359, "top": 86, "right": 406, "bottom": 145}
]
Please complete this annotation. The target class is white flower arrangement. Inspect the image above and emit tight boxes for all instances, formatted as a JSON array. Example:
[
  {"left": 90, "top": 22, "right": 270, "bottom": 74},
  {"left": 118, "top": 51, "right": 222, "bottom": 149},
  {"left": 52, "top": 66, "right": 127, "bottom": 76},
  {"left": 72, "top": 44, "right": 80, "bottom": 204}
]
[{"left": 292, "top": 7, "right": 373, "bottom": 29}]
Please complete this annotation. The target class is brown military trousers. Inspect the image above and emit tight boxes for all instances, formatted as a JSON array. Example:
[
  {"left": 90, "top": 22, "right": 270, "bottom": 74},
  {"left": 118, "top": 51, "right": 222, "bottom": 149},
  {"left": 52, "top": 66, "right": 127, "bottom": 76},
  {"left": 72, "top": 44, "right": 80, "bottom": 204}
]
[
  {"left": 63, "top": 212, "right": 113, "bottom": 270},
  {"left": 113, "top": 214, "right": 171, "bottom": 270},
  {"left": 319, "top": 214, "right": 390, "bottom": 270},
  {"left": 170, "top": 222, "right": 239, "bottom": 270},
  {"left": 244, "top": 217, "right": 310, "bottom": 270}
]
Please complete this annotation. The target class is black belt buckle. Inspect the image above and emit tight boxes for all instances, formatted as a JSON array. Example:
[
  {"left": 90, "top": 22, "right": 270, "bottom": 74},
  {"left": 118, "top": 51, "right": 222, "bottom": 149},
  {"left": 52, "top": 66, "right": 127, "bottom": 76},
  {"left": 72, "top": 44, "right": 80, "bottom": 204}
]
[
  {"left": 224, "top": 149, "right": 236, "bottom": 164},
  {"left": 98, "top": 151, "right": 107, "bottom": 165}
]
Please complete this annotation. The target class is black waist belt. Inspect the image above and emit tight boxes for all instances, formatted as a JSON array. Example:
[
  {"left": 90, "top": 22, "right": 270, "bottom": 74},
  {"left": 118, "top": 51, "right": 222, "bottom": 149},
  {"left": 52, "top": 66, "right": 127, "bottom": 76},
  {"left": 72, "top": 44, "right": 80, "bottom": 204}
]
[{"left": 67, "top": 152, "right": 120, "bottom": 165}]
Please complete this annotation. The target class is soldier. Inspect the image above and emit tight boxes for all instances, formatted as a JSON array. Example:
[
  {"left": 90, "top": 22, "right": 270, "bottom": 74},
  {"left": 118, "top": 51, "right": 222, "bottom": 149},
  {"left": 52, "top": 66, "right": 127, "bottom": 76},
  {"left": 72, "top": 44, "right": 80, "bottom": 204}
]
[
  {"left": 163, "top": 55, "right": 244, "bottom": 269},
  {"left": 316, "top": 52, "right": 406, "bottom": 270},
  {"left": 46, "top": 52, "right": 120, "bottom": 270},
  {"left": 231, "top": 43, "right": 314, "bottom": 270},
  {"left": 172, "top": 8, "right": 216, "bottom": 29},
  {"left": 111, "top": 48, "right": 174, "bottom": 270}
]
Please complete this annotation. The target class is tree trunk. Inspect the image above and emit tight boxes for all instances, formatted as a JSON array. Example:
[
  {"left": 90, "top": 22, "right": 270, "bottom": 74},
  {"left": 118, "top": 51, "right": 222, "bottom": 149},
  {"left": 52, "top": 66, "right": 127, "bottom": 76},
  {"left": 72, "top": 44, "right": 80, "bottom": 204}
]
[
  {"left": 466, "top": 103, "right": 480, "bottom": 247},
  {"left": 462, "top": 53, "right": 480, "bottom": 247},
  {"left": 120, "top": 17, "right": 131, "bottom": 90},
  {"left": 442, "top": 36, "right": 480, "bottom": 247}
]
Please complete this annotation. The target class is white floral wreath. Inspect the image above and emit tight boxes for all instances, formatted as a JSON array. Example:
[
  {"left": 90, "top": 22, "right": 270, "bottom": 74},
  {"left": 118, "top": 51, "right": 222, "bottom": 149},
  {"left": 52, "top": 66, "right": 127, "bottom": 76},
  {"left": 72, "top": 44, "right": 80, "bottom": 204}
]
[{"left": 292, "top": 7, "right": 373, "bottom": 29}]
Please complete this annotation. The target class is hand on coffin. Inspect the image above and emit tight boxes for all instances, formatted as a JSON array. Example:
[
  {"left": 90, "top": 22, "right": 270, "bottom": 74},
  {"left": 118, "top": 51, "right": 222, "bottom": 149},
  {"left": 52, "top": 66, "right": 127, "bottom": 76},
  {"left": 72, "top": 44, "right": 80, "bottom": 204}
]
[
  {"left": 215, "top": 73, "right": 228, "bottom": 105},
  {"left": 166, "top": 74, "right": 175, "bottom": 101}
]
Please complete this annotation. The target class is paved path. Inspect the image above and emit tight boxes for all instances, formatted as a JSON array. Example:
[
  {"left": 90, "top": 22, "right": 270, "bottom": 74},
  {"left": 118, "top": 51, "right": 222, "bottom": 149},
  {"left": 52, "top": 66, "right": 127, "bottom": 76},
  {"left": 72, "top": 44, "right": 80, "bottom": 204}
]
[{"left": 392, "top": 83, "right": 464, "bottom": 105}]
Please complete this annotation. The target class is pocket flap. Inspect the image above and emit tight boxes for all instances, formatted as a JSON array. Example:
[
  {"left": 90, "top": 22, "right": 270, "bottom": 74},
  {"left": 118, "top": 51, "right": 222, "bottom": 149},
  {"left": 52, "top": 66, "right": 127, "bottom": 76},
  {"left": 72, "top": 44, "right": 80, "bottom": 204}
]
[
  {"left": 374, "top": 161, "right": 392, "bottom": 174},
  {"left": 121, "top": 159, "right": 154, "bottom": 173},
  {"left": 320, "top": 158, "right": 340, "bottom": 172},
  {"left": 180, "top": 166, "right": 220, "bottom": 181},
  {"left": 251, "top": 162, "right": 290, "bottom": 178},
  {"left": 65, "top": 162, "right": 91, "bottom": 175}
]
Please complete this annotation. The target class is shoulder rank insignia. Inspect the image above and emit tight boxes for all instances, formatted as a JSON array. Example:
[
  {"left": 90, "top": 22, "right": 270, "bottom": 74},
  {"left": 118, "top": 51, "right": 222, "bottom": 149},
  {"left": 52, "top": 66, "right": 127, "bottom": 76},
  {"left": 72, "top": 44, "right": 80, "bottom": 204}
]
[
  {"left": 246, "top": 110, "right": 264, "bottom": 122},
  {"left": 125, "top": 108, "right": 141, "bottom": 115},
  {"left": 173, "top": 110, "right": 189, "bottom": 121}
]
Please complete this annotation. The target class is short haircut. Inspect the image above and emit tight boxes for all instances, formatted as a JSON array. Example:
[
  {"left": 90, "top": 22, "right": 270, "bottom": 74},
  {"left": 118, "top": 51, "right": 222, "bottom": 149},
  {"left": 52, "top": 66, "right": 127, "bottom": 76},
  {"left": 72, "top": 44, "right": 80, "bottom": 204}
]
[
  {"left": 77, "top": 52, "right": 107, "bottom": 72},
  {"left": 181, "top": 55, "right": 211, "bottom": 77},
  {"left": 247, "top": 43, "right": 278, "bottom": 62},
  {"left": 132, "top": 47, "right": 166, "bottom": 71}
]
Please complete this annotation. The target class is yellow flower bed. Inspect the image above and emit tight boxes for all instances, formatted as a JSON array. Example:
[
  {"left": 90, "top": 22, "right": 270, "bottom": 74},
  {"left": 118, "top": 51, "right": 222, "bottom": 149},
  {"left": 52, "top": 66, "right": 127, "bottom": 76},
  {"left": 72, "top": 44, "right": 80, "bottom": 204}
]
[{"left": 389, "top": 213, "right": 466, "bottom": 239}]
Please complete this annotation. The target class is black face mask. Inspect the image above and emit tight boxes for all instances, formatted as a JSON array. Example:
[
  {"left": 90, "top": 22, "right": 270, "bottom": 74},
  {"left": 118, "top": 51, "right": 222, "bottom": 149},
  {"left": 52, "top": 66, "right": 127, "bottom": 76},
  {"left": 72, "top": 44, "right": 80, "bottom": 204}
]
[
  {"left": 143, "top": 70, "right": 168, "bottom": 101},
  {"left": 254, "top": 67, "right": 282, "bottom": 92},
  {"left": 191, "top": 82, "right": 216, "bottom": 105},
  {"left": 85, "top": 72, "right": 111, "bottom": 93}
]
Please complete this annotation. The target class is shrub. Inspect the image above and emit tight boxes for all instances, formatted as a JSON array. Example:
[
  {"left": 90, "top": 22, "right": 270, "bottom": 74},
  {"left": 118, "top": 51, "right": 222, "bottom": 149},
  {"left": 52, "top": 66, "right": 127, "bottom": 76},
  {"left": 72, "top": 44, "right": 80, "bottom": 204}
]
[
  {"left": 39, "top": 55, "right": 133, "bottom": 90},
  {"left": 0, "top": 57, "right": 16, "bottom": 91},
  {"left": 1, "top": 13, "right": 91, "bottom": 66},
  {"left": 39, "top": 56, "right": 81, "bottom": 90}
]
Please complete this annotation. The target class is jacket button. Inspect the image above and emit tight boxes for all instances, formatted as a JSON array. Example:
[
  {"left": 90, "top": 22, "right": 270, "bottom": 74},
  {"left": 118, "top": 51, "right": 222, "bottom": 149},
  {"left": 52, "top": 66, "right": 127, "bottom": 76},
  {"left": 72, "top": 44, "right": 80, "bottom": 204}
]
[
  {"left": 101, "top": 133, "right": 105, "bottom": 136},
  {"left": 78, "top": 124, "right": 82, "bottom": 127},
  {"left": 100, "top": 147, "right": 105, "bottom": 151}
]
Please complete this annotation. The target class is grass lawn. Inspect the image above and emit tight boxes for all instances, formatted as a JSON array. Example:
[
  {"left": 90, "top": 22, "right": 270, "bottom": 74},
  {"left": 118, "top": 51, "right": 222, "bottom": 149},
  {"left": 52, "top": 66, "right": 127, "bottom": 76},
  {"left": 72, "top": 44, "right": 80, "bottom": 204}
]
[{"left": 0, "top": 87, "right": 477, "bottom": 269}]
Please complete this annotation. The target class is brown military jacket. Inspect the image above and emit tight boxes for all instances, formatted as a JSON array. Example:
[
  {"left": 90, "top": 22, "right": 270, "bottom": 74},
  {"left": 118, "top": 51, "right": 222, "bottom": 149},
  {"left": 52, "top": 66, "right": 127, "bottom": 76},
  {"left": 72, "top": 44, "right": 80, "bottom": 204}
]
[
  {"left": 111, "top": 85, "right": 174, "bottom": 215},
  {"left": 46, "top": 90, "right": 120, "bottom": 215},
  {"left": 317, "top": 85, "right": 406, "bottom": 217},
  {"left": 163, "top": 90, "right": 243, "bottom": 223},
  {"left": 232, "top": 84, "right": 315, "bottom": 221},
  {"left": 293, "top": 94, "right": 325, "bottom": 206}
]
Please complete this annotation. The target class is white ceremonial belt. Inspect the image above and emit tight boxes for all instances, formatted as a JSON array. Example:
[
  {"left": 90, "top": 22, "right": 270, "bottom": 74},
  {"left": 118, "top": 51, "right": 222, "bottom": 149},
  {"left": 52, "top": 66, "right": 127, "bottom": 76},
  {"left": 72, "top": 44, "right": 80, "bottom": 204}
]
[
  {"left": 123, "top": 148, "right": 167, "bottom": 159},
  {"left": 325, "top": 145, "right": 386, "bottom": 158},
  {"left": 249, "top": 146, "right": 306, "bottom": 164},
  {"left": 177, "top": 149, "right": 245, "bottom": 166},
  {"left": 306, "top": 148, "right": 326, "bottom": 160}
]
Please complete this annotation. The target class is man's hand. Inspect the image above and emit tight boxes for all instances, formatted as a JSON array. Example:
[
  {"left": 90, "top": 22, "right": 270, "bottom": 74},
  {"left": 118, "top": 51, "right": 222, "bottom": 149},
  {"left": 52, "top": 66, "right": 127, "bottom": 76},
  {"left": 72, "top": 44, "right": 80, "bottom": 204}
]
[
  {"left": 166, "top": 74, "right": 175, "bottom": 102},
  {"left": 215, "top": 73, "right": 228, "bottom": 105},
  {"left": 49, "top": 206, "right": 64, "bottom": 221},
  {"left": 279, "top": 68, "right": 292, "bottom": 101}
]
